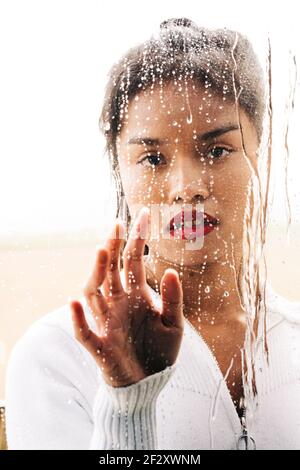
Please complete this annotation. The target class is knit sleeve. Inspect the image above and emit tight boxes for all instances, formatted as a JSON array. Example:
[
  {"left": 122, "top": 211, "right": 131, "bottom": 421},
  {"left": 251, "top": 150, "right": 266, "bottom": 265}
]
[{"left": 89, "top": 363, "right": 177, "bottom": 450}]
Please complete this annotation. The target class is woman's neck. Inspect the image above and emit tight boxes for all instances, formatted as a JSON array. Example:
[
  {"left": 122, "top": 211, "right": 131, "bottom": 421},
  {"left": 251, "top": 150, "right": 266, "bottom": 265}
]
[{"left": 143, "top": 252, "right": 246, "bottom": 328}]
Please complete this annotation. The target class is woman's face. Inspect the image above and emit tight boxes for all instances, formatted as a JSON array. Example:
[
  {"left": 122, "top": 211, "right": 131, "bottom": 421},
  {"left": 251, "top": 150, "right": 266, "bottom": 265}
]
[{"left": 117, "top": 80, "right": 259, "bottom": 268}]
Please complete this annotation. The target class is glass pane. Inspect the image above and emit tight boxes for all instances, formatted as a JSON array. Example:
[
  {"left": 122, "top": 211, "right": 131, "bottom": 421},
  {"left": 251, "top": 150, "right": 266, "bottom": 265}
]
[{"left": 1, "top": 0, "right": 299, "bottom": 452}]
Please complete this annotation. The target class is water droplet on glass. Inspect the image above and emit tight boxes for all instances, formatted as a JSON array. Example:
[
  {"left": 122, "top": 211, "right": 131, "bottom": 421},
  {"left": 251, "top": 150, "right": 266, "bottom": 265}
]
[{"left": 186, "top": 114, "right": 193, "bottom": 124}]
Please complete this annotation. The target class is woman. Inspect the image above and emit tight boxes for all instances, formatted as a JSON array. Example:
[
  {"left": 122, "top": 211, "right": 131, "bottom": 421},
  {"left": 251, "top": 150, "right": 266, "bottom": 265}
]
[{"left": 5, "top": 18, "right": 300, "bottom": 450}]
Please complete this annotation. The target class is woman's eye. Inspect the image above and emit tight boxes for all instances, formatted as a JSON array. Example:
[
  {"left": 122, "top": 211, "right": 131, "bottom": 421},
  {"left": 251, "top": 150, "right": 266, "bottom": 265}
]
[
  {"left": 137, "top": 153, "right": 166, "bottom": 168},
  {"left": 206, "top": 146, "right": 232, "bottom": 161}
]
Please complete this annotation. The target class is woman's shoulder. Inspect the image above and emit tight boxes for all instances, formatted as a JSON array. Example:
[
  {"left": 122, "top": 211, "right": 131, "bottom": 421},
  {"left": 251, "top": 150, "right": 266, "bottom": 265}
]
[
  {"left": 264, "top": 283, "right": 300, "bottom": 359},
  {"left": 6, "top": 297, "right": 97, "bottom": 383},
  {"left": 14, "top": 296, "right": 94, "bottom": 343},
  {"left": 265, "top": 282, "right": 300, "bottom": 325}
]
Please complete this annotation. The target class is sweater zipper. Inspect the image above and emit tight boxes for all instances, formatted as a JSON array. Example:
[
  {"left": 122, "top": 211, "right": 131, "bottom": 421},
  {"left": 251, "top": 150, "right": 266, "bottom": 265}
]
[
  {"left": 184, "top": 316, "right": 256, "bottom": 450},
  {"left": 236, "top": 396, "right": 256, "bottom": 450}
]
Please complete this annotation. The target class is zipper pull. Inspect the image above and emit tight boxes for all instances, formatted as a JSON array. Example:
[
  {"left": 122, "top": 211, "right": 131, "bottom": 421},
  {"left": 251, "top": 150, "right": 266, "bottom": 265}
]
[{"left": 236, "top": 397, "right": 256, "bottom": 450}]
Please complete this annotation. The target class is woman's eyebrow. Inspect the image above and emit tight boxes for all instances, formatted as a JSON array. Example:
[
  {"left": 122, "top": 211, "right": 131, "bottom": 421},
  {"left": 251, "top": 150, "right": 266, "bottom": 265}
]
[
  {"left": 200, "top": 124, "right": 240, "bottom": 141},
  {"left": 127, "top": 137, "right": 162, "bottom": 146},
  {"left": 126, "top": 124, "right": 240, "bottom": 146}
]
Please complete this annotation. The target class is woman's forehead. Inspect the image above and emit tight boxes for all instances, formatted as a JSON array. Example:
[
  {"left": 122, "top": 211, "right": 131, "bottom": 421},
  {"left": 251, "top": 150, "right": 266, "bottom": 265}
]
[
  {"left": 119, "top": 89, "right": 241, "bottom": 145},
  {"left": 123, "top": 82, "right": 238, "bottom": 131},
  {"left": 130, "top": 81, "right": 228, "bottom": 110}
]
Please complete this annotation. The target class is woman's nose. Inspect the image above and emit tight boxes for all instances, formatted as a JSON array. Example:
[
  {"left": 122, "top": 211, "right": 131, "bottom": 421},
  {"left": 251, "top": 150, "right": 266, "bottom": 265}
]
[{"left": 167, "top": 162, "right": 210, "bottom": 205}]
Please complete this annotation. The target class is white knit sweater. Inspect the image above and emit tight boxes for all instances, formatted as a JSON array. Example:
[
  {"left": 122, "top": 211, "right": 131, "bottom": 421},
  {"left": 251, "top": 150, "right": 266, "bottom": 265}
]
[{"left": 4, "top": 272, "right": 300, "bottom": 450}]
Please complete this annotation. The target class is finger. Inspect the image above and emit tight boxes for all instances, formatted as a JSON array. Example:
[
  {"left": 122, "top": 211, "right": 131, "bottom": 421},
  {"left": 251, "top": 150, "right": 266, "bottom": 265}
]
[
  {"left": 84, "top": 248, "right": 110, "bottom": 328},
  {"left": 160, "top": 269, "right": 184, "bottom": 330},
  {"left": 70, "top": 300, "right": 103, "bottom": 357},
  {"left": 102, "top": 219, "right": 126, "bottom": 299},
  {"left": 123, "top": 206, "right": 150, "bottom": 291},
  {"left": 87, "top": 247, "right": 109, "bottom": 288}
]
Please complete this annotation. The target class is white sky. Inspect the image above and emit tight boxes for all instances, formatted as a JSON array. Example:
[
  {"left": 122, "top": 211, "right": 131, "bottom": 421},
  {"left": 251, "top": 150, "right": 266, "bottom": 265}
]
[{"left": 0, "top": 0, "right": 299, "bottom": 239}]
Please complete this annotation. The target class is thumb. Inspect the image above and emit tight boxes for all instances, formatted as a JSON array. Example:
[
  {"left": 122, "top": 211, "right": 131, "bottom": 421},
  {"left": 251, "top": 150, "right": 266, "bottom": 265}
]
[{"left": 160, "top": 269, "right": 184, "bottom": 330}]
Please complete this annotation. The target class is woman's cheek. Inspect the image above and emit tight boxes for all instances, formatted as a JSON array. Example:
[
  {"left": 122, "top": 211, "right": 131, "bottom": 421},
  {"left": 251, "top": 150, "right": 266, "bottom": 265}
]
[{"left": 120, "top": 166, "right": 145, "bottom": 198}]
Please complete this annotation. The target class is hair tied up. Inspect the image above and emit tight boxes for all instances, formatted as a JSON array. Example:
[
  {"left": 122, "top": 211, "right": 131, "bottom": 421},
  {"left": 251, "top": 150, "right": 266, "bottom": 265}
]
[{"left": 159, "top": 17, "right": 198, "bottom": 31}]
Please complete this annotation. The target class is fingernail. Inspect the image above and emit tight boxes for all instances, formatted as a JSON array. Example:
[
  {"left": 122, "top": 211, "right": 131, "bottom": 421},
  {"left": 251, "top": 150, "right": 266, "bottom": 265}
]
[
  {"left": 166, "top": 268, "right": 179, "bottom": 278},
  {"left": 141, "top": 206, "right": 150, "bottom": 216},
  {"left": 99, "top": 250, "right": 107, "bottom": 263},
  {"left": 115, "top": 219, "right": 126, "bottom": 240}
]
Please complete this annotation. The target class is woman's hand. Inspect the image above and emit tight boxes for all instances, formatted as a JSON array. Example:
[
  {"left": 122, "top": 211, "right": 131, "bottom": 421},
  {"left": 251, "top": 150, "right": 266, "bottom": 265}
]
[{"left": 70, "top": 207, "right": 184, "bottom": 388}]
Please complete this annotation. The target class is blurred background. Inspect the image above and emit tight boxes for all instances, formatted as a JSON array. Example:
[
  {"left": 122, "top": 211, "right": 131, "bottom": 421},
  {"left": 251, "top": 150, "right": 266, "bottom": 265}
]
[{"left": 0, "top": 0, "right": 299, "bottom": 406}]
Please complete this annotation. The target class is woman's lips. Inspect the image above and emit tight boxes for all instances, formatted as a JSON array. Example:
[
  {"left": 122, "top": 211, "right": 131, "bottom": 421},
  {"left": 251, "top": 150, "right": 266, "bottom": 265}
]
[{"left": 167, "top": 209, "right": 219, "bottom": 240}]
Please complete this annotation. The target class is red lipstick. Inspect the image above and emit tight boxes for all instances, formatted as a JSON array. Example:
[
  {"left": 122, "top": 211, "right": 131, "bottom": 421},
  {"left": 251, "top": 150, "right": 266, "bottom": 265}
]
[{"left": 167, "top": 209, "right": 219, "bottom": 240}]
